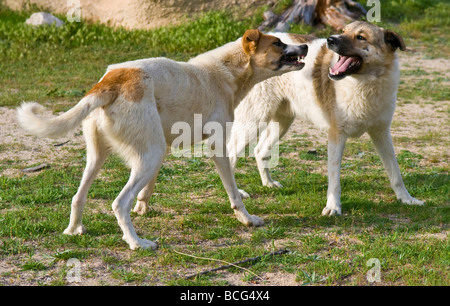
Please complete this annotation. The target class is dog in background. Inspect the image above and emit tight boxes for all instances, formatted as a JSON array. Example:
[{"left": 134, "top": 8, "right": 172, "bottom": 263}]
[{"left": 228, "top": 21, "right": 424, "bottom": 216}]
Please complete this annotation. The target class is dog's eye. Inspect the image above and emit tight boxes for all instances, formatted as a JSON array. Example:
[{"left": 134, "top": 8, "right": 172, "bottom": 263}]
[
  {"left": 357, "top": 35, "right": 366, "bottom": 41},
  {"left": 273, "top": 40, "right": 283, "bottom": 47}
]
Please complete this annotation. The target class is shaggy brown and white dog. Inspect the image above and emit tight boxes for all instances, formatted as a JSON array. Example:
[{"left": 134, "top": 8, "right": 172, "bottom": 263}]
[{"left": 228, "top": 22, "right": 424, "bottom": 216}]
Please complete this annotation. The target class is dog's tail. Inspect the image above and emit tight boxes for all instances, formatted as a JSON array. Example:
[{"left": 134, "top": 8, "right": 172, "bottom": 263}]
[
  {"left": 16, "top": 93, "right": 109, "bottom": 139},
  {"left": 17, "top": 68, "right": 147, "bottom": 139}
]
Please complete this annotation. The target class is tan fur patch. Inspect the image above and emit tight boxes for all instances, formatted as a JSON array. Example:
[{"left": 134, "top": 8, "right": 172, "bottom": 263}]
[
  {"left": 242, "top": 29, "right": 260, "bottom": 55},
  {"left": 252, "top": 33, "right": 286, "bottom": 70},
  {"left": 86, "top": 68, "right": 147, "bottom": 103},
  {"left": 312, "top": 45, "right": 338, "bottom": 142}
]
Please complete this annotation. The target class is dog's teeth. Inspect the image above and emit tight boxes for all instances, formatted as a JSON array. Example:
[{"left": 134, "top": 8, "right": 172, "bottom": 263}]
[{"left": 329, "top": 68, "right": 337, "bottom": 75}]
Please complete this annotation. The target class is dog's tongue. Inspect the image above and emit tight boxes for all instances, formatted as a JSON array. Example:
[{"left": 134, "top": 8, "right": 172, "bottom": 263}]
[{"left": 331, "top": 56, "right": 354, "bottom": 75}]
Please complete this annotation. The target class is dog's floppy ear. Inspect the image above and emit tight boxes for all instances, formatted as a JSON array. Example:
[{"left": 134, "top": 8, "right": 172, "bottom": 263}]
[
  {"left": 384, "top": 30, "right": 406, "bottom": 51},
  {"left": 242, "top": 29, "right": 261, "bottom": 55}
]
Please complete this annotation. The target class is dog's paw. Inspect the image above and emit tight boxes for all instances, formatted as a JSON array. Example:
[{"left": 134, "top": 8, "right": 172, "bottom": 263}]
[
  {"left": 321, "top": 206, "right": 342, "bottom": 216},
  {"left": 238, "top": 189, "right": 250, "bottom": 199},
  {"left": 234, "top": 210, "right": 264, "bottom": 227},
  {"left": 63, "top": 224, "right": 86, "bottom": 236},
  {"left": 400, "top": 197, "right": 425, "bottom": 206},
  {"left": 247, "top": 215, "right": 265, "bottom": 227},
  {"left": 133, "top": 201, "right": 150, "bottom": 215},
  {"left": 127, "top": 237, "right": 158, "bottom": 250},
  {"left": 265, "top": 180, "right": 283, "bottom": 188}
]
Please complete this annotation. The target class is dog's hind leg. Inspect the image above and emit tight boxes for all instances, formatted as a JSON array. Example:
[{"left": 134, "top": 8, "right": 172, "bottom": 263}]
[
  {"left": 109, "top": 101, "right": 166, "bottom": 249},
  {"left": 112, "top": 143, "right": 165, "bottom": 250},
  {"left": 254, "top": 115, "right": 294, "bottom": 189},
  {"left": 133, "top": 175, "right": 158, "bottom": 215},
  {"left": 64, "top": 118, "right": 110, "bottom": 236},
  {"left": 368, "top": 127, "right": 424, "bottom": 205}
]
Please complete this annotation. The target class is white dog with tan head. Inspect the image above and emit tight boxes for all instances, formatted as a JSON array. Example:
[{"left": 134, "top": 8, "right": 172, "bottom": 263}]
[
  {"left": 228, "top": 21, "right": 424, "bottom": 216},
  {"left": 17, "top": 30, "right": 308, "bottom": 250}
]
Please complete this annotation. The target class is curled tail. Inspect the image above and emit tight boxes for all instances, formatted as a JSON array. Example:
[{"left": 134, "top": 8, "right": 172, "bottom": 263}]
[{"left": 16, "top": 94, "right": 108, "bottom": 139}]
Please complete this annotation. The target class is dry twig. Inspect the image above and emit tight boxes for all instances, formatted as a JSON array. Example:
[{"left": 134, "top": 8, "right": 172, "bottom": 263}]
[
  {"left": 21, "top": 163, "right": 49, "bottom": 173},
  {"left": 173, "top": 249, "right": 290, "bottom": 281}
]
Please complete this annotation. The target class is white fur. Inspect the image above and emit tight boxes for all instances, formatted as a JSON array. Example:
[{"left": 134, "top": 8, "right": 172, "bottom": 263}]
[
  {"left": 17, "top": 32, "right": 305, "bottom": 250},
  {"left": 228, "top": 29, "right": 424, "bottom": 216}
]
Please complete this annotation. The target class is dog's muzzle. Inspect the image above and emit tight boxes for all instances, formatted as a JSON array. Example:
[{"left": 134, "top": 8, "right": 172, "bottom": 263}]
[
  {"left": 327, "top": 36, "right": 339, "bottom": 49},
  {"left": 327, "top": 36, "right": 363, "bottom": 80},
  {"left": 279, "top": 44, "right": 308, "bottom": 70}
]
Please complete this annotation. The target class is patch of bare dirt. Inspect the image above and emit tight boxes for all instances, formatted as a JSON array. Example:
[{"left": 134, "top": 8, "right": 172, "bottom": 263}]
[
  {"left": 0, "top": 107, "right": 84, "bottom": 177},
  {"left": 414, "top": 231, "right": 449, "bottom": 241}
]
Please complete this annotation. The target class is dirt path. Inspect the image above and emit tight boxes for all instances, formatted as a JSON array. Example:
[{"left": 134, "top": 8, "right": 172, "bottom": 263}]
[{"left": 0, "top": 106, "right": 84, "bottom": 177}]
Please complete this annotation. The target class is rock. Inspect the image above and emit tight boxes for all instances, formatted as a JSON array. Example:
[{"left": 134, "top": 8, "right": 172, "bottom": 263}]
[
  {"left": 6, "top": 0, "right": 266, "bottom": 30},
  {"left": 25, "top": 12, "right": 65, "bottom": 27}
]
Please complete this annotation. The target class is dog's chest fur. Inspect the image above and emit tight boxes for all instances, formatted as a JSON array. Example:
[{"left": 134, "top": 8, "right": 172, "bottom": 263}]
[{"left": 333, "top": 67, "right": 399, "bottom": 137}]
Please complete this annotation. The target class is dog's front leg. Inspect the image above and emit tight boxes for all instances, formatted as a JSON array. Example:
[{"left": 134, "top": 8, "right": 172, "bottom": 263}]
[
  {"left": 212, "top": 155, "right": 264, "bottom": 227},
  {"left": 322, "top": 133, "right": 347, "bottom": 216},
  {"left": 368, "top": 127, "right": 424, "bottom": 205},
  {"left": 254, "top": 121, "right": 285, "bottom": 189}
]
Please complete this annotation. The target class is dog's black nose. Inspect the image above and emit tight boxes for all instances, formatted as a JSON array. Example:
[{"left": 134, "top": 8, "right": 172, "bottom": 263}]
[
  {"left": 300, "top": 44, "right": 308, "bottom": 53},
  {"left": 327, "top": 36, "right": 337, "bottom": 47}
]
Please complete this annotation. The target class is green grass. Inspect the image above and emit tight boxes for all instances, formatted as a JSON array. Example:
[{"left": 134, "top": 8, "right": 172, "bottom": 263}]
[
  {"left": 0, "top": 1, "right": 449, "bottom": 286},
  {"left": 354, "top": 0, "right": 450, "bottom": 58},
  {"left": 0, "top": 7, "right": 262, "bottom": 108},
  {"left": 1, "top": 139, "right": 448, "bottom": 285}
]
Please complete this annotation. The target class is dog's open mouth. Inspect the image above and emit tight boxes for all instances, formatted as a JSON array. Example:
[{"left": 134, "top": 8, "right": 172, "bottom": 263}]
[
  {"left": 280, "top": 53, "right": 306, "bottom": 68},
  {"left": 329, "top": 55, "right": 362, "bottom": 79}
]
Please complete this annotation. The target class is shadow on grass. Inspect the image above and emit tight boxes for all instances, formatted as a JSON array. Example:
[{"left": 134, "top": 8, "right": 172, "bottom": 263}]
[{"left": 245, "top": 171, "right": 448, "bottom": 233}]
